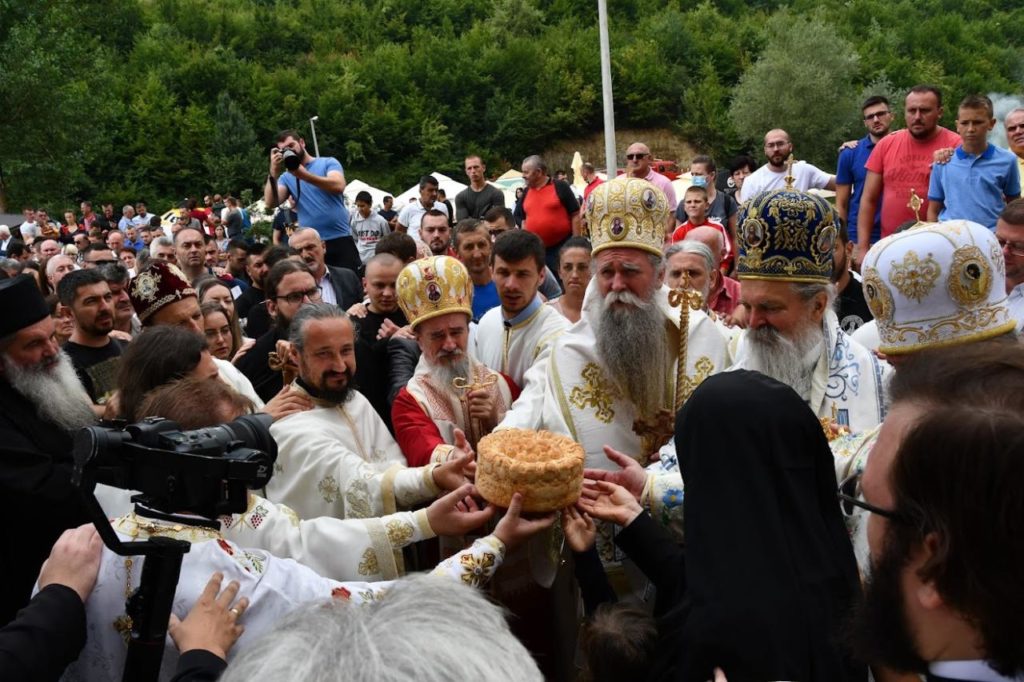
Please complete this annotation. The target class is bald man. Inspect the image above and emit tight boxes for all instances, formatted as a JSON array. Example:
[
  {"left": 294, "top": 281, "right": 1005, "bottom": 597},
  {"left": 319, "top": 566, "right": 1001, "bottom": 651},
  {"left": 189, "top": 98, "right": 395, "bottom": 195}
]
[
  {"left": 738, "top": 129, "right": 835, "bottom": 202},
  {"left": 625, "top": 141, "right": 676, "bottom": 231},
  {"left": 686, "top": 225, "right": 745, "bottom": 324}
]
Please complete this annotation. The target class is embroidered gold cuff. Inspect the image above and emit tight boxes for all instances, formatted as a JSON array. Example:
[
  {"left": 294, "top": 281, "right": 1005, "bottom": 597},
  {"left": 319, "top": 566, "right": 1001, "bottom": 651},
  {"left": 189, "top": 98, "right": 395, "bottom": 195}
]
[
  {"left": 430, "top": 444, "right": 456, "bottom": 464},
  {"left": 423, "top": 463, "right": 442, "bottom": 496},
  {"left": 413, "top": 508, "right": 436, "bottom": 540}
]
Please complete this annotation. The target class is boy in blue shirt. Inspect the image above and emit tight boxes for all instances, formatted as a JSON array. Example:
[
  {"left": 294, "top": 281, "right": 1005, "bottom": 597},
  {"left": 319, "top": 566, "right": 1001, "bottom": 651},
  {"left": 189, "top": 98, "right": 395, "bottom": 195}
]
[{"left": 928, "top": 94, "right": 1021, "bottom": 229}]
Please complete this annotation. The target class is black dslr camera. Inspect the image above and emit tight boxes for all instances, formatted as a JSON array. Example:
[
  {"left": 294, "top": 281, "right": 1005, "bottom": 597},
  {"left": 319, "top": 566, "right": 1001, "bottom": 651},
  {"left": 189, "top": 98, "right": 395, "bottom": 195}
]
[
  {"left": 73, "top": 414, "right": 277, "bottom": 520},
  {"left": 280, "top": 147, "right": 302, "bottom": 171}
]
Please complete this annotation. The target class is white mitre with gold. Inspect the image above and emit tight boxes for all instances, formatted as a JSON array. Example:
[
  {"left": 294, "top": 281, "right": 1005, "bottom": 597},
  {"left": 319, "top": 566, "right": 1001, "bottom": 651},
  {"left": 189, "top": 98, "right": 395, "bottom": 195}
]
[{"left": 861, "top": 219, "right": 1016, "bottom": 355}]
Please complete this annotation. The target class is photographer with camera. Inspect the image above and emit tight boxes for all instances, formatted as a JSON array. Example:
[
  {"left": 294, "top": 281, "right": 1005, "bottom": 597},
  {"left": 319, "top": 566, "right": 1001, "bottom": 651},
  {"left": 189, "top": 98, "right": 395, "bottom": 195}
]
[
  {"left": 264, "top": 129, "right": 361, "bottom": 273},
  {"left": 69, "top": 380, "right": 552, "bottom": 681},
  {"left": 2, "top": 525, "right": 243, "bottom": 682}
]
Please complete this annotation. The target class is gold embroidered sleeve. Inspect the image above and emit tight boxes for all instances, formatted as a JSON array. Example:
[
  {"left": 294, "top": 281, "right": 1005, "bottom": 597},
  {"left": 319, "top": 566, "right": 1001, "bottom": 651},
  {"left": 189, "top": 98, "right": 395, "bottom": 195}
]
[
  {"left": 429, "top": 444, "right": 456, "bottom": 464},
  {"left": 430, "top": 535, "right": 506, "bottom": 588},
  {"left": 391, "top": 464, "right": 442, "bottom": 509}
]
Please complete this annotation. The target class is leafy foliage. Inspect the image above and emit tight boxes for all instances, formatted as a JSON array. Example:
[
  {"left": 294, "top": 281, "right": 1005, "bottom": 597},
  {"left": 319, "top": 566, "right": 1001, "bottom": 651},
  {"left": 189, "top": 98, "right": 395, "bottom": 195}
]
[{"left": 1, "top": 0, "right": 1020, "bottom": 211}]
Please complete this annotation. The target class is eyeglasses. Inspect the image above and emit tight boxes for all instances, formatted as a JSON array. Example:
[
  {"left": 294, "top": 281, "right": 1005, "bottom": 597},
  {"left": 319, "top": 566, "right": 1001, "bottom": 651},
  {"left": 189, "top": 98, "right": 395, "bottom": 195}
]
[
  {"left": 625, "top": 153, "right": 649, "bottom": 161},
  {"left": 996, "top": 237, "right": 1024, "bottom": 257},
  {"left": 863, "top": 111, "right": 891, "bottom": 121},
  {"left": 275, "top": 286, "right": 322, "bottom": 305},
  {"left": 837, "top": 471, "right": 905, "bottom": 522}
]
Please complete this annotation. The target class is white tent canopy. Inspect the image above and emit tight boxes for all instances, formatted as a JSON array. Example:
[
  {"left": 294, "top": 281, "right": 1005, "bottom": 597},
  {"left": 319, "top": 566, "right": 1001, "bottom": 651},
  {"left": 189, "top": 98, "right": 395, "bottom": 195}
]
[
  {"left": 344, "top": 178, "right": 393, "bottom": 211},
  {"left": 393, "top": 172, "right": 468, "bottom": 208}
]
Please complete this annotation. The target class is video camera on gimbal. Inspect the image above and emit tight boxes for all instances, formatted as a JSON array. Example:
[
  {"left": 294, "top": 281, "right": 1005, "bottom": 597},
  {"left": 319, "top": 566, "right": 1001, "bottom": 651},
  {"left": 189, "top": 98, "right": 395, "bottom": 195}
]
[{"left": 72, "top": 414, "right": 278, "bottom": 682}]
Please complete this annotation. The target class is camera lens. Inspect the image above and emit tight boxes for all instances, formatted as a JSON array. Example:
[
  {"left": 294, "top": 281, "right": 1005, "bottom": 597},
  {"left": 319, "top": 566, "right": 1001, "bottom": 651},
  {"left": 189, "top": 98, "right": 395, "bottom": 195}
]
[{"left": 220, "top": 414, "right": 278, "bottom": 464}]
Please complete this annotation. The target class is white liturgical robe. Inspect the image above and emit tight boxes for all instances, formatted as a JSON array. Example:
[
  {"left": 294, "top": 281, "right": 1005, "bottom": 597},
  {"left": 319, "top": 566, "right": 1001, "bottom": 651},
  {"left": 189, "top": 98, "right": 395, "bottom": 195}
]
[
  {"left": 268, "top": 386, "right": 440, "bottom": 521},
  {"left": 499, "top": 279, "right": 732, "bottom": 470},
  {"left": 475, "top": 295, "right": 569, "bottom": 386},
  {"left": 56, "top": 510, "right": 507, "bottom": 682}
]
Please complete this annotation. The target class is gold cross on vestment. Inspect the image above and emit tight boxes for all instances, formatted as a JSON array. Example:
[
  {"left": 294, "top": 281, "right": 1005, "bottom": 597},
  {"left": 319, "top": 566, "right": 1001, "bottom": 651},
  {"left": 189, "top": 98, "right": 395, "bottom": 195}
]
[
  {"left": 452, "top": 373, "right": 499, "bottom": 445},
  {"left": 569, "top": 363, "right": 616, "bottom": 424}
]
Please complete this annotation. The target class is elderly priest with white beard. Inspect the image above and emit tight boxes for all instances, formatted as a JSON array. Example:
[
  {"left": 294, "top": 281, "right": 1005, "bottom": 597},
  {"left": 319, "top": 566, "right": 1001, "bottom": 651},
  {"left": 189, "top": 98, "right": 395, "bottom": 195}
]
[
  {"left": 499, "top": 175, "right": 732, "bottom": 468},
  {"left": 629, "top": 184, "right": 891, "bottom": 529},
  {"left": 729, "top": 185, "right": 890, "bottom": 433},
  {"left": 0, "top": 274, "right": 98, "bottom": 625}
]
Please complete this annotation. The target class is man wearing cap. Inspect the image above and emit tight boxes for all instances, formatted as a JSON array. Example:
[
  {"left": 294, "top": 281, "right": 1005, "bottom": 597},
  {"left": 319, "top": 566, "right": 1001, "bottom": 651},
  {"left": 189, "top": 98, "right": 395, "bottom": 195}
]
[
  {"left": 391, "top": 256, "right": 519, "bottom": 467},
  {"left": 729, "top": 187, "right": 890, "bottom": 434},
  {"left": 0, "top": 275, "right": 96, "bottom": 624},
  {"left": 128, "top": 260, "right": 304, "bottom": 418},
  {"left": 267, "top": 303, "right": 473, "bottom": 522},
  {"left": 501, "top": 176, "right": 731, "bottom": 473},
  {"left": 832, "top": 218, "right": 1018, "bottom": 568}
]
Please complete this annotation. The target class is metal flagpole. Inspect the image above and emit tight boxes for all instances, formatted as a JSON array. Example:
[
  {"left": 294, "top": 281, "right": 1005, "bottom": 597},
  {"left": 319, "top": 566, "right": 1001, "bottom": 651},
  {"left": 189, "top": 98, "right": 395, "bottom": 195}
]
[
  {"left": 597, "top": 0, "right": 616, "bottom": 177},
  {"left": 309, "top": 115, "right": 320, "bottom": 158}
]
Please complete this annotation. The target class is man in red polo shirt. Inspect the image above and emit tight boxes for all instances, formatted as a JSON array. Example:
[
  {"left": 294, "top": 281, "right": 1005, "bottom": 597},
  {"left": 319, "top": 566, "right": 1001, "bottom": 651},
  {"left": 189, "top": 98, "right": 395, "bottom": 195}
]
[{"left": 515, "top": 155, "right": 581, "bottom": 286}]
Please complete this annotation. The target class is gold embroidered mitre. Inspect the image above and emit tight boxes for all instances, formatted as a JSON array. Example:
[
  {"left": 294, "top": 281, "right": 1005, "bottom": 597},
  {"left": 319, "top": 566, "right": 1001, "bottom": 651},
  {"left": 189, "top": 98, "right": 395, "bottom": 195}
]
[
  {"left": 585, "top": 176, "right": 668, "bottom": 257},
  {"left": 735, "top": 188, "right": 838, "bottom": 283},
  {"left": 396, "top": 256, "right": 473, "bottom": 329},
  {"left": 861, "top": 219, "right": 1015, "bottom": 355}
]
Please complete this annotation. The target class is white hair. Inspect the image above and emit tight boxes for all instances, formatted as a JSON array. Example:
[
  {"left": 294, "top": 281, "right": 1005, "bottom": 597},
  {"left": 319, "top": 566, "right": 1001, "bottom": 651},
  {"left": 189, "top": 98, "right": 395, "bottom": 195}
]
[
  {"left": 665, "top": 240, "right": 715, "bottom": 274},
  {"left": 219, "top": 575, "right": 542, "bottom": 682},
  {"left": 1, "top": 349, "right": 96, "bottom": 431}
]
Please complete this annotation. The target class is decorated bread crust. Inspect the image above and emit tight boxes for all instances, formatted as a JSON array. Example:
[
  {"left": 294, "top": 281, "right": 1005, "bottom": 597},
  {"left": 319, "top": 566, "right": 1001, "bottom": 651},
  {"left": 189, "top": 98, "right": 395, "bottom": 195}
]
[{"left": 475, "top": 428, "right": 585, "bottom": 513}]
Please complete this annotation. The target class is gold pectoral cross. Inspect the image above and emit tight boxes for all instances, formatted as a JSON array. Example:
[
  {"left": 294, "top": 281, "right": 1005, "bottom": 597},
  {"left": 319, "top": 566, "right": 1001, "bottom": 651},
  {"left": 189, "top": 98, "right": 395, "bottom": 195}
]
[
  {"left": 632, "top": 409, "right": 676, "bottom": 463},
  {"left": 631, "top": 277, "right": 705, "bottom": 460},
  {"left": 452, "top": 373, "right": 499, "bottom": 446}
]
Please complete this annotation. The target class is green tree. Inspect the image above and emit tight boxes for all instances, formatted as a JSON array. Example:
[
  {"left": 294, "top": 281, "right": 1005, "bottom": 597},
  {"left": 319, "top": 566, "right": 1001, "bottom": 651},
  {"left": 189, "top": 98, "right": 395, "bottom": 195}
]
[
  {"left": 679, "top": 60, "right": 742, "bottom": 162},
  {"left": 204, "top": 92, "right": 263, "bottom": 196},
  {"left": 728, "top": 10, "right": 862, "bottom": 169}
]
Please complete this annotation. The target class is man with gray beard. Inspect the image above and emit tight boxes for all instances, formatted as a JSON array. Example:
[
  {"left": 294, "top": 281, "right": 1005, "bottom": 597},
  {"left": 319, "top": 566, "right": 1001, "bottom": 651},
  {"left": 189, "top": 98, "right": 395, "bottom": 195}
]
[
  {"left": 392, "top": 255, "right": 519, "bottom": 467},
  {"left": 730, "top": 186, "right": 889, "bottom": 433},
  {"left": 0, "top": 274, "right": 96, "bottom": 625},
  {"left": 499, "top": 175, "right": 731, "bottom": 471}
]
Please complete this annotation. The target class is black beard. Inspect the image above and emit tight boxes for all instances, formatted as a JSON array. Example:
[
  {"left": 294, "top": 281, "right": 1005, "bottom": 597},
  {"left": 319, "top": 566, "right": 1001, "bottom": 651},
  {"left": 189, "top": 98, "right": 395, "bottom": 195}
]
[
  {"left": 298, "top": 372, "right": 353, "bottom": 406},
  {"left": 844, "top": 542, "right": 928, "bottom": 674}
]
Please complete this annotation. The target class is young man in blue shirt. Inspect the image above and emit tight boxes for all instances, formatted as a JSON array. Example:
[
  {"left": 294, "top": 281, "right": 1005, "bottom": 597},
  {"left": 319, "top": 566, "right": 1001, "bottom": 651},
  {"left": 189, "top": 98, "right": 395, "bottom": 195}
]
[
  {"left": 928, "top": 94, "right": 1021, "bottom": 229},
  {"left": 264, "top": 129, "right": 361, "bottom": 271},
  {"left": 836, "top": 96, "right": 894, "bottom": 244}
]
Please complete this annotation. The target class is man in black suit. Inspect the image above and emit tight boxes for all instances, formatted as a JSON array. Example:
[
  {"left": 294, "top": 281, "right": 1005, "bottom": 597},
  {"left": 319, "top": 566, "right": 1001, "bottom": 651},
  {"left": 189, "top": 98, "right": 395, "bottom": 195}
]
[
  {"left": 847, "top": 343, "right": 1024, "bottom": 682},
  {"left": 288, "top": 227, "right": 362, "bottom": 311}
]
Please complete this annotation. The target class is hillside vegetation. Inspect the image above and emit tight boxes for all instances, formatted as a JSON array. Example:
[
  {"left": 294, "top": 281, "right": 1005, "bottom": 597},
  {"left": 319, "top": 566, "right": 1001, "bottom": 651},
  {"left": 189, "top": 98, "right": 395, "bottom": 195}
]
[{"left": 2, "top": 0, "right": 1021, "bottom": 208}]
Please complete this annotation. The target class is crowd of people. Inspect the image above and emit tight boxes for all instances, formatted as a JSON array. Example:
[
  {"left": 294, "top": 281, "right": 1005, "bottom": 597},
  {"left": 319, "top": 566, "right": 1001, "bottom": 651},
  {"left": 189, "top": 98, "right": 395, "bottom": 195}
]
[{"left": 1, "top": 83, "right": 1023, "bottom": 682}]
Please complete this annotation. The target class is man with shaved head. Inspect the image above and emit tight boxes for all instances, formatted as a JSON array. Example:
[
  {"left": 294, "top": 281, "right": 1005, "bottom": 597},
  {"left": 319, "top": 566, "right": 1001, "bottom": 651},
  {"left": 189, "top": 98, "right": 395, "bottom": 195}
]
[
  {"left": 38, "top": 239, "right": 60, "bottom": 260},
  {"left": 685, "top": 225, "right": 744, "bottom": 322},
  {"left": 625, "top": 141, "right": 677, "bottom": 231},
  {"left": 738, "top": 128, "right": 836, "bottom": 202},
  {"left": 516, "top": 155, "right": 581, "bottom": 284}
]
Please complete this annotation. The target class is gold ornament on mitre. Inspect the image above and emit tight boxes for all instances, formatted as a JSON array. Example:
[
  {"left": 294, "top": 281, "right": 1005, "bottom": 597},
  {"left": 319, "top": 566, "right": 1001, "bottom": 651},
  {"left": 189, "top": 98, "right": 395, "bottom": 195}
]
[
  {"left": 585, "top": 175, "right": 668, "bottom": 257},
  {"left": 396, "top": 256, "right": 473, "bottom": 329}
]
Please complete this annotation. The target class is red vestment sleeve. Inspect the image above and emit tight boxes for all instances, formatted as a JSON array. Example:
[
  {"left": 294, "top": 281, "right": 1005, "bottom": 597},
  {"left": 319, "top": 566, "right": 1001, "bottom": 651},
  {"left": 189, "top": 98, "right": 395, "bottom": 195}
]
[
  {"left": 391, "top": 375, "right": 521, "bottom": 467},
  {"left": 392, "top": 387, "right": 444, "bottom": 467}
]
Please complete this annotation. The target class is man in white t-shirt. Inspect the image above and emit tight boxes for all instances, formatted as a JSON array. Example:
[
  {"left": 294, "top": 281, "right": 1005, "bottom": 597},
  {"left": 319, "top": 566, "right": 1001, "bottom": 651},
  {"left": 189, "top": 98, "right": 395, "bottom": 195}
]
[
  {"left": 738, "top": 129, "right": 835, "bottom": 202},
  {"left": 397, "top": 175, "right": 449, "bottom": 242}
]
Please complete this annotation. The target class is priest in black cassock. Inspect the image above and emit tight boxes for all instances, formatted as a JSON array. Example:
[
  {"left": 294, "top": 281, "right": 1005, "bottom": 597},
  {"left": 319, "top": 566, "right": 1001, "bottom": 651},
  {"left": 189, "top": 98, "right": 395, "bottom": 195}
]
[{"left": 0, "top": 274, "right": 96, "bottom": 625}]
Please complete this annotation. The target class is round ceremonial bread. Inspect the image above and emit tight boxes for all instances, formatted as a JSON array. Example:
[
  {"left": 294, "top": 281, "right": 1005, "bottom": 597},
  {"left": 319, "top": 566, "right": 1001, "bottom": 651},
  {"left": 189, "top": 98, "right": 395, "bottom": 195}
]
[{"left": 475, "top": 428, "right": 585, "bottom": 512}]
